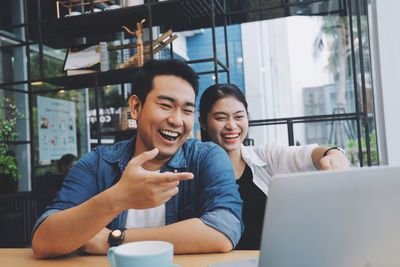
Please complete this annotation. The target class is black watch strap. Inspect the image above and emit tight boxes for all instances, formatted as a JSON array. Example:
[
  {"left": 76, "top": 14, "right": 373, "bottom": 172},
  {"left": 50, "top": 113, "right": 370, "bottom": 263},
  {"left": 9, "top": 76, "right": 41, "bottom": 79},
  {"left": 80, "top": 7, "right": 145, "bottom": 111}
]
[
  {"left": 323, "top": 146, "right": 345, "bottom": 157},
  {"left": 108, "top": 228, "right": 126, "bottom": 247}
]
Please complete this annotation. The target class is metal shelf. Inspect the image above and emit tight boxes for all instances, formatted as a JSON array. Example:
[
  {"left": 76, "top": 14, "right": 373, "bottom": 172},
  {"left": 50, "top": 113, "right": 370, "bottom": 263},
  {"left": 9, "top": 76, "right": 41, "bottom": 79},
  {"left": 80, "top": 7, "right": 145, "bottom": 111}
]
[
  {"left": 30, "top": 0, "right": 226, "bottom": 49},
  {"left": 40, "top": 68, "right": 139, "bottom": 89}
]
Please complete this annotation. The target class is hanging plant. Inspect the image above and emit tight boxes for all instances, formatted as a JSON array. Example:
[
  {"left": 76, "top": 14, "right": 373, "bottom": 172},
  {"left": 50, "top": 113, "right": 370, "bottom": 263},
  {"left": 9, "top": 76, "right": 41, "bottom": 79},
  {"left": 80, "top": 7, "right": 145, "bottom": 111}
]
[{"left": 0, "top": 98, "right": 23, "bottom": 181}]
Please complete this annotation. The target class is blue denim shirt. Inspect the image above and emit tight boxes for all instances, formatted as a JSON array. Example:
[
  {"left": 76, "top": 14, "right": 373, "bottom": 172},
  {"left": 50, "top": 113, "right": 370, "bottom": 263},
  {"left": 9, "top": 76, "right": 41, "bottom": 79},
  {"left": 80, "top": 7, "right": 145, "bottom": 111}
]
[{"left": 33, "top": 138, "right": 243, "bottom": 246}]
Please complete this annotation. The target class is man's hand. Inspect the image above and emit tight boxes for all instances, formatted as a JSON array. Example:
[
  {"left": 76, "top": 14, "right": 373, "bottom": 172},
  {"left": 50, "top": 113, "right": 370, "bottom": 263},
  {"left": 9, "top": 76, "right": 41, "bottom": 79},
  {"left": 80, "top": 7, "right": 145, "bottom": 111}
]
[
  {"left": 80, "top": 228, "right": 110, "bottom": 255},
  {"left": 110, "top": 148, "right": 194, "bottom": 211},
  {"left": 319, "top": 149, "right": 350, "bottom": 170}
]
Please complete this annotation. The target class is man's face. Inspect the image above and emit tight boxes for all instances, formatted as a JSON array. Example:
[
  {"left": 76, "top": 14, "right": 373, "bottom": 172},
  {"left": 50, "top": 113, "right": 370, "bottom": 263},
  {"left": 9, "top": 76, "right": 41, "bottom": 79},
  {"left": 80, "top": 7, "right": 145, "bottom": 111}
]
[{"left": 131, "top": 75, "right": 196, "bottom": 162}]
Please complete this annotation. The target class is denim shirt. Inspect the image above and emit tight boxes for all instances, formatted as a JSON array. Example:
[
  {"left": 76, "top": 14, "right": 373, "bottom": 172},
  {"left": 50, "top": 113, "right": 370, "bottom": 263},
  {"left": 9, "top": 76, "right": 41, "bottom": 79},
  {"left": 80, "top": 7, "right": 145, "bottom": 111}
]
[{"left": 33, "top": 137, "right": 243, "bottom": 246}]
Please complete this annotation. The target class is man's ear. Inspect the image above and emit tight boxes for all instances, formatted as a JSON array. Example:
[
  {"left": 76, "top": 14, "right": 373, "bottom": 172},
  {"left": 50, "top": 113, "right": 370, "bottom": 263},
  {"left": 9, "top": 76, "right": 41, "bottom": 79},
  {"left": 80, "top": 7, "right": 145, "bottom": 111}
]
[{"left": 128, "top": 95, "right": 142, "bottom": 120}]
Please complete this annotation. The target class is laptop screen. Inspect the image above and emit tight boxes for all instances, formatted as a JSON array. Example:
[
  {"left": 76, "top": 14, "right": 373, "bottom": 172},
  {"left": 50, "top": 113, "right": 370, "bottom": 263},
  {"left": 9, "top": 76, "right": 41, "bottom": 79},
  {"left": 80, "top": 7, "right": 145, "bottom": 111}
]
[{"left": 259, "top": 166, "right": 400, "bottom": 267}]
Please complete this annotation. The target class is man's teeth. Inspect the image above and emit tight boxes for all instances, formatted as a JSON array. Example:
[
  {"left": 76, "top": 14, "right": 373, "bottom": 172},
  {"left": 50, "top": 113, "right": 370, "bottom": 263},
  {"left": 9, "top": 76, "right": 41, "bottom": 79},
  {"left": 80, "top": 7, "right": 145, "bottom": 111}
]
[{"left": 160, "top": 130, "right": 179, "bottom": 137}]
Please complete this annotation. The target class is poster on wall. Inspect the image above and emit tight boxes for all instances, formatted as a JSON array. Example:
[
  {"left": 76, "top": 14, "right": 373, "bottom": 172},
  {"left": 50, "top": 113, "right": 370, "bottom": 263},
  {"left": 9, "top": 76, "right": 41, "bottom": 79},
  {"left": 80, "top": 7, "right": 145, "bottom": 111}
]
[{"left": 37, "top": 96, "right": 77, "bottom": 161}]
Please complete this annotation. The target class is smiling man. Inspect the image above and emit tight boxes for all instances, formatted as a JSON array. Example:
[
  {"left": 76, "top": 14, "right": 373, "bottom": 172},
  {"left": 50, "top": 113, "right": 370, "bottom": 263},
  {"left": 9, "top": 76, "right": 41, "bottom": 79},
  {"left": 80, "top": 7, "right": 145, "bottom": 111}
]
[{"left": 32, "top": 59, "right": 243, "bottom": 258}]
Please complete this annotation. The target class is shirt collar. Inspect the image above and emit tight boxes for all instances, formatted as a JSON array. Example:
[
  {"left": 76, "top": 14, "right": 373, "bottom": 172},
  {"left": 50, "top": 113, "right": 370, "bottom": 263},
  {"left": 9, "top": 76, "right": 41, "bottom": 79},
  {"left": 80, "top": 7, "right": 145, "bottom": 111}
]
[
  {"left": 103, "top": 137, "right": 136, "bottom": 170},
  {"left": 165, "top": 145, "right": 188, "bottom": 171},
  {"left": 241, "top": 144, "right": 267, "bottom": 166},
  {"left": 103, "top": 136, "right": 188, "bottom": 172}
]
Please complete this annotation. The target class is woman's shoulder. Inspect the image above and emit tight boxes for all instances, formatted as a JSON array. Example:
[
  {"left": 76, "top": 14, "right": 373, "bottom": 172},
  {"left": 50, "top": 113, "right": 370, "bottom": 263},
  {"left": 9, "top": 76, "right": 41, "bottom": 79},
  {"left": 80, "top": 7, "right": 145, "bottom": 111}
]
[
  {"left": 241, "top": 143, "right": 295, "bottom": 164},
  {"left": 241, "top": 144, "right": 270, "bottom": 166},
  {"left": 241, "top": 143, "right": 280, "bottom": 155}
]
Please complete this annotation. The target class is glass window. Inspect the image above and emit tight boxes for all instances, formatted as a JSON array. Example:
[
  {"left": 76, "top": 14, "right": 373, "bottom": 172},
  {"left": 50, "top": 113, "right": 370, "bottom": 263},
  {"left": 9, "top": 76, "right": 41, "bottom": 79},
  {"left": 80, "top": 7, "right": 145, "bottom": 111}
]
[
  {"left": 1, "top": 0, "right": 377, "bottom": 197},
  {"left": 0, "top": 44, "right": 28, "bottom": 85},
  {"left": 247, "top": 123, "right": 289, "bottom": 147},
  {"left": 29, "top": 44, "right": 66, "bottom": 81},
  {"left": 88, "top": 83, "right": 134, "bottom": 146},
  {"left": 32, "top": 89, "right": 90, "bottom": 177}
]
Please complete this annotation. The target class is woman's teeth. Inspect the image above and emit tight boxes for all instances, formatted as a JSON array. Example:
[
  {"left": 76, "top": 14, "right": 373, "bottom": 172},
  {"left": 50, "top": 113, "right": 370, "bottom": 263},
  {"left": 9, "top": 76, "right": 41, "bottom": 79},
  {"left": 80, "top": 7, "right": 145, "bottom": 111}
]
[{"left": 223, "top": 133, "right": 240, "bottom": 139}]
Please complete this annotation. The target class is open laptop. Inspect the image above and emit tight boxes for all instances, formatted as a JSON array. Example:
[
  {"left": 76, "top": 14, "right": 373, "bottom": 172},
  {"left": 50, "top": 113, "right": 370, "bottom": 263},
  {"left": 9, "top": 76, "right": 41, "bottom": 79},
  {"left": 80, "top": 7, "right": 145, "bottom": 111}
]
[{"left": 209, "top": 166, "right": 400, "bottom": 267}]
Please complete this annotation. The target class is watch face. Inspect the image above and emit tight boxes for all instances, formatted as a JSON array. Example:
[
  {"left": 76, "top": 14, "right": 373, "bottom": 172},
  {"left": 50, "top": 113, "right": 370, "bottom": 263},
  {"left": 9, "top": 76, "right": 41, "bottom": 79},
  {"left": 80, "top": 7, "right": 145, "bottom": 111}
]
[
  {"left": 111, "top": 229, "right": 122, "bottom": 238},
  {"left": 108, "top": 229, "right": 126, "bottom": 247}
]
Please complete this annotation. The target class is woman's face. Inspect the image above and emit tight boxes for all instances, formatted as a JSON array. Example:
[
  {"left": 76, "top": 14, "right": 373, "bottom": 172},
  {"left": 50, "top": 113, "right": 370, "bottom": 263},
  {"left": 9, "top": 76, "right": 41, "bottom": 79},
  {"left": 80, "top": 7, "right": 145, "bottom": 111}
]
[{"left": 205, "top": 96, "right": 248, "bottom": 153}]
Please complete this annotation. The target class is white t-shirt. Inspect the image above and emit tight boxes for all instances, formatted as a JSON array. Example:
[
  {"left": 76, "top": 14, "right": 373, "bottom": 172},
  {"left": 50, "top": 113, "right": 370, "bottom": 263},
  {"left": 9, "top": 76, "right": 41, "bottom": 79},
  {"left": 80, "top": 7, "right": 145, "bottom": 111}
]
[
  {"left": 124, "top": 169, "right": 166, "bottom": 228},
  {"left": 125, "top": 204, "right": 166, "bottom": 228}
]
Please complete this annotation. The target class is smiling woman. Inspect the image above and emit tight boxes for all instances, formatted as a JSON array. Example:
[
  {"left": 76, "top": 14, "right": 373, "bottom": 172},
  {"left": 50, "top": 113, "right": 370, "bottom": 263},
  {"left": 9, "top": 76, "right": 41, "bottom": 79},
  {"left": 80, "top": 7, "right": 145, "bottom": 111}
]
[{"left": 199, "top": 83, "right": 350, "bottom": 250}]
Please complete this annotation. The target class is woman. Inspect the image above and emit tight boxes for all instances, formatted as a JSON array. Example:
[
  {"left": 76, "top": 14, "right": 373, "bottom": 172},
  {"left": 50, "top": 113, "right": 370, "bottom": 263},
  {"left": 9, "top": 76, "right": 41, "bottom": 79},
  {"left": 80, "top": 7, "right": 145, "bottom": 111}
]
[{"left": 199, "top": 84, "right": 349, "bottom": 249}]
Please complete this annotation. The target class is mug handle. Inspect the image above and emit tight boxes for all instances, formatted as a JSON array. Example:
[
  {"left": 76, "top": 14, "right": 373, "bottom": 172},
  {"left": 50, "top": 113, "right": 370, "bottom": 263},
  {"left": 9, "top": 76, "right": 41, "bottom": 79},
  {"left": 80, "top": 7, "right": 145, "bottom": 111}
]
[{"left": 108, "top": 247, "right": 116, "bottom": 267}]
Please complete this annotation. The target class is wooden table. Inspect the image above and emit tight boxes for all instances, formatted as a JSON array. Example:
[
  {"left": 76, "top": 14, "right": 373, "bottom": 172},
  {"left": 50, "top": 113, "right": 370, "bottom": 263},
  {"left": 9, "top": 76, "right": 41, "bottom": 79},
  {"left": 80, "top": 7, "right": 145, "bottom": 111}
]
[{"left": 0, "top": 248, "right": 259, "bottom": 267}]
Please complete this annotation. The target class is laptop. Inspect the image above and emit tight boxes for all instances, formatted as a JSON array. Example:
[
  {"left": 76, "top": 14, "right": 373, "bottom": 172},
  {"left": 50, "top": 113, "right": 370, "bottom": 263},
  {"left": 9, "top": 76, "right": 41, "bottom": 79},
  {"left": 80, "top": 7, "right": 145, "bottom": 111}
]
[{"left": 209, "top": 166, "right": 400, "bottom": 267}]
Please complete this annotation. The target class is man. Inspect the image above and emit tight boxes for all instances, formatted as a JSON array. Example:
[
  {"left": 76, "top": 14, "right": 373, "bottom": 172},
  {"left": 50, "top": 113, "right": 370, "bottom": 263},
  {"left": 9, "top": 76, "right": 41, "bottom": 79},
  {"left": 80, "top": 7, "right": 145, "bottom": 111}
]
[{"left": 32, "top": 59, "right": 243, "bottom": 258}]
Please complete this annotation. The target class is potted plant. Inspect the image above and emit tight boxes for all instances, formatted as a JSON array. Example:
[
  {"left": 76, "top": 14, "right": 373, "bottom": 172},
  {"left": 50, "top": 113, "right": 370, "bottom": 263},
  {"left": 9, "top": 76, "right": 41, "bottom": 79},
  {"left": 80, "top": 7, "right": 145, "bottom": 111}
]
[{"left": 0, "top": 98, "right": 22, "bottom": 193}]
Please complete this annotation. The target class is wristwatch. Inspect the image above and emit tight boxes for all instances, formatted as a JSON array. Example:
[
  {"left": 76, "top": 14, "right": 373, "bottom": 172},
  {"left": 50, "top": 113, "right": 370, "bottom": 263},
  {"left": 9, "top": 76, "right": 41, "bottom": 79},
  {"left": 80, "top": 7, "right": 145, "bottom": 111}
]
[
  {"left": 108, "top": 228, "right": 126, "bottom": 247},
  {"left": 323, "top": 146, "right": 345, "bottom": 157}
]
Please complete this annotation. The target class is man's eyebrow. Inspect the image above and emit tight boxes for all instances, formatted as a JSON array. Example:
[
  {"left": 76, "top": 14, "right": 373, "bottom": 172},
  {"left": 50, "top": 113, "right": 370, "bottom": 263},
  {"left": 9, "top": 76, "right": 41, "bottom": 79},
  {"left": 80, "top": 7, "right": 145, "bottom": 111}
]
[{"left": 157, "top": 95, "right": 195, "bottom": 107}]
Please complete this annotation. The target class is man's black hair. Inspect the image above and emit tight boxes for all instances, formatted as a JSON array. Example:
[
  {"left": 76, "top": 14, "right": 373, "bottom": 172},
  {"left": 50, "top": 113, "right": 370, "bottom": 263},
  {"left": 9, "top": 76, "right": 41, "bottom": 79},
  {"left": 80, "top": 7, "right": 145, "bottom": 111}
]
[{"left": 132, "top": 59, "right": 199, "bottom": 102}]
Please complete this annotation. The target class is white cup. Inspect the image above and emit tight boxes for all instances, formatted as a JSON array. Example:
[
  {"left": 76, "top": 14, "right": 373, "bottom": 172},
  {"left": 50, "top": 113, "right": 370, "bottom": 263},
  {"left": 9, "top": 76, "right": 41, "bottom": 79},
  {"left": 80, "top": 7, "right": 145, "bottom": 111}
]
[{"left": 108, "top": 240, "right": 179, "bottom": 267}]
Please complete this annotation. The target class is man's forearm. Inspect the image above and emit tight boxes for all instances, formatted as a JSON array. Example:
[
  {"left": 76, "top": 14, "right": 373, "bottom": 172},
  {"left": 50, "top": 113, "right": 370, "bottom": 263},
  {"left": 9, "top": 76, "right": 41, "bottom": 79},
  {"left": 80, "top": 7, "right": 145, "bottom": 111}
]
[
  {"left": 124, "top": 218, "right": 233, "bottom": 254},
  {"left": 32, "top": 188, "right": 120, "bottom": 259}
]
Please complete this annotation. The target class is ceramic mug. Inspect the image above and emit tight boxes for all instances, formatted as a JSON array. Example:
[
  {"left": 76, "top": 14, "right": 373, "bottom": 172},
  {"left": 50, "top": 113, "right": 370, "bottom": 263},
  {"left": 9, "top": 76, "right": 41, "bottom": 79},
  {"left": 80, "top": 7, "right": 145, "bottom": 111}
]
[{"left": 108, "top": 240, "right": 178, "bottom": 267}]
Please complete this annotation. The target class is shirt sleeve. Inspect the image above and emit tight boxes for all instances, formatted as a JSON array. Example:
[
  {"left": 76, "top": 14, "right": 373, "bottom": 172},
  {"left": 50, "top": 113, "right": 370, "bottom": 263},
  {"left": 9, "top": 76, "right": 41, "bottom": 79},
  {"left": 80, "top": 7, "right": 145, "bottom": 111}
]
[
  {"left": 196, "top": 145, "right": 244, "bottom": 247},
  {"left": 32, "top": 209, "right": 60, "bottom": 236},
  {"left": 31, "top": 150, "right": 102, "bottom": 235},
  {"left": 259, "top": 143, "right": 318, "bottom": 174}
]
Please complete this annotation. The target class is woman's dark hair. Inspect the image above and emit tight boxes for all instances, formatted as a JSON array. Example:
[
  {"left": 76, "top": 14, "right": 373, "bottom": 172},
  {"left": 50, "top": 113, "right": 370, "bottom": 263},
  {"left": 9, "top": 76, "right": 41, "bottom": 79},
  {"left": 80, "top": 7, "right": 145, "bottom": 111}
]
[
  {"left": 199, "top": 83, "right": 248, "bottom": 141},
  {"left": 132, "top": 59, "right": 199, "bottom": 103}
]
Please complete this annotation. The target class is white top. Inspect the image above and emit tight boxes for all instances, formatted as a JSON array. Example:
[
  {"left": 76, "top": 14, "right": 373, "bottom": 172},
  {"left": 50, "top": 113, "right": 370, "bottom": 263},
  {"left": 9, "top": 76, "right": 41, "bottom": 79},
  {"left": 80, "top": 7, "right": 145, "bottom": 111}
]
[
  {"left": 125, "top": 204, "right": 166, "bottom": 228},
  {"left": 241, "top": 143, "right": 318, "bottom": 196}
]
